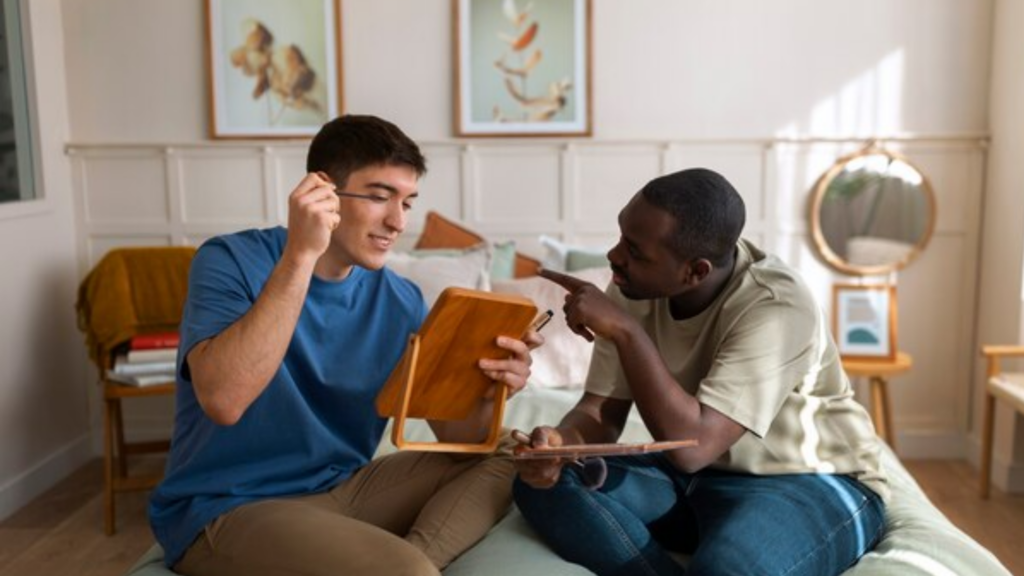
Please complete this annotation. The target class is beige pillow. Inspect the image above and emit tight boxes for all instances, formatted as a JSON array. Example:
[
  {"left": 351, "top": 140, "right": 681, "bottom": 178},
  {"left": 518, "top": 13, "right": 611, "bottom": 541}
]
[
  {"left": 492, "top": 267, "right": 613, "bottom": 389},
  {"left": 386, "top": 244, "right": 492, "bottom": 307},
  {"left": 416, "top": 211, "right": 541, "bottom": 278}
]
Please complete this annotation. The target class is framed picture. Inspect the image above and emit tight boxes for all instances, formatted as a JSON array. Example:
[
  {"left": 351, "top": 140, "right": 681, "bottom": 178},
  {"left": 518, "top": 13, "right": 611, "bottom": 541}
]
[
  {"left": 832, "top": 283, "right": 898, "bottom": 361},
  {"left": 205, "top": 0, "right": 343, "bottom": 139},
  {"left": 454, "top": 0, "right": 592, "bottom": 137}
]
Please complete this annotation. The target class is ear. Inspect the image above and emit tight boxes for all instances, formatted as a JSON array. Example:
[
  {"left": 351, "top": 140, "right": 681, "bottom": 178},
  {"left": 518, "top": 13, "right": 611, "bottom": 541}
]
[{"left": 683, "top": 258, "right": 714, "bottom": 287}]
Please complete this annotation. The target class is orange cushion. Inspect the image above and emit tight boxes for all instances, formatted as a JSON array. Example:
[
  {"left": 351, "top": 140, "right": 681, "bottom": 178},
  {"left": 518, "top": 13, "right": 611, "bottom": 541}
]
[
  {"left": 415, "top": 211, "right": 541, "bottom": 278},
  {"left": 416, "top": 211, "right": 485, "bottom": 250}
]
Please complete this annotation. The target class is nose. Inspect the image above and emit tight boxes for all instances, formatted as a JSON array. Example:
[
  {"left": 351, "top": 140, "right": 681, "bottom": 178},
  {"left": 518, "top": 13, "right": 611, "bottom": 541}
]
[
  {"left": 384, "top": 200, "right": 406, "bottom": 234},
  {"left": 607, "top": 242, "right": 624, "bottom": 268}
]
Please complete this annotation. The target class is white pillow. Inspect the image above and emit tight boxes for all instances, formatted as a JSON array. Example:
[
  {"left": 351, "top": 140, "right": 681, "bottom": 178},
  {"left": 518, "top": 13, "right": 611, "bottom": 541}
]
[
  {"left": 492, "top": 267, "right": 613, "bottom": 389},
  {"left": 386, "top": 244, "right": 492, "bottom": 307},
  {"left": 539, "top": 235, "right": 611, "bottom": 272}
]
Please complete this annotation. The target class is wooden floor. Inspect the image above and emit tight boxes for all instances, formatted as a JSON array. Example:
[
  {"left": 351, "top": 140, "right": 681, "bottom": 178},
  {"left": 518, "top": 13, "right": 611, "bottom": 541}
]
[{"left": 0, "top": 458, "right": 1021, "bottom": 576}]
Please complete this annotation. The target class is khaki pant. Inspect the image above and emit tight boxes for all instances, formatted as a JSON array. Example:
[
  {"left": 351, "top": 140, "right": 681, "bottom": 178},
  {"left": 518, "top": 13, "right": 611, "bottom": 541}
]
[{"left": 176, "top": 443, "right": 514, "bottom": 576}]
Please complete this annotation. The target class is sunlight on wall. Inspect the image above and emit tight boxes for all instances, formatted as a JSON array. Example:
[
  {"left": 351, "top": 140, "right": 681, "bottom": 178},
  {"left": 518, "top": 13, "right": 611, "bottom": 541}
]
[
  {"left": 808, "top": 50, "right": 905, "bottom": 137},
  {"left": 773, "top": 48, "right": 909, "bottom": 339}
]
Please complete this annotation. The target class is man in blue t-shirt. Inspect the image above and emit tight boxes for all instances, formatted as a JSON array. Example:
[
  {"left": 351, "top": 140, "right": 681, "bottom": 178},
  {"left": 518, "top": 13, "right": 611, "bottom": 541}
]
[{"left": 150, "top": 115, "right": 540, "bottom": 576}]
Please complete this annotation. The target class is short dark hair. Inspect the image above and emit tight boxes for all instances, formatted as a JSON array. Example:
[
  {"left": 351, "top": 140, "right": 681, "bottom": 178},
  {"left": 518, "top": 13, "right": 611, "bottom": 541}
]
[
  {"left": 306, "top": 115, "right": 427, "bottom": 187},
  {"left": 640, "top": 168, "right": 746, "bottom": 267}
]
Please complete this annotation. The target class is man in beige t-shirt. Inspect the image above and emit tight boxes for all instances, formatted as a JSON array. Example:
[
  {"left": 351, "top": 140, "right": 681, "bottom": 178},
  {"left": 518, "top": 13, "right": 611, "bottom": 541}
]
[{"left": 513, "top": 168, "right": 888, "bottom": 576}]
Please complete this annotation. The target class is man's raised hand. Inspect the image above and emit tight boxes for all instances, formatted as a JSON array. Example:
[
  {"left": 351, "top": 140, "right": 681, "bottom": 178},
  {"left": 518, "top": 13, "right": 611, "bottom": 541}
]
[
  {"left": 284, "top": 173, "right": 341, "bottom": 265},
  {"left": 538, "top": 268, "right": 633, "bottom": 343}
]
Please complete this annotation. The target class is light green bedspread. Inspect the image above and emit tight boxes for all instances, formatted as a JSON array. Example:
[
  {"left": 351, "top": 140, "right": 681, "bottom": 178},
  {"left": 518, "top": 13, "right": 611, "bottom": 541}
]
[{"left": 127, "top": 388, "right": 1010, "bottom": 576}]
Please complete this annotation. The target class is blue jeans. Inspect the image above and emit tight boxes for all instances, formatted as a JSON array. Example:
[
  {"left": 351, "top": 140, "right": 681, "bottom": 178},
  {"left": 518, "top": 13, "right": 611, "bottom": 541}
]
[{"left": 513, "top": 455, "right": 885, "bottom": 576}]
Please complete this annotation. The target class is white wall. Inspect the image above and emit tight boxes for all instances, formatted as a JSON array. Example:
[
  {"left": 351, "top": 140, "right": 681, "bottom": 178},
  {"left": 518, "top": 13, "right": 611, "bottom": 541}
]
[
  {"left": 0, "top": 0, "right": 91, "bottom": 520},
  {"left": 976, "top": 0, "right": 1024, "bottom": 492},
  {"left": 63, "top": 0, "right": 992, "bottom": 143},
  {"left": 2, "top": 0, "right": 1007, "bottom": 519}
]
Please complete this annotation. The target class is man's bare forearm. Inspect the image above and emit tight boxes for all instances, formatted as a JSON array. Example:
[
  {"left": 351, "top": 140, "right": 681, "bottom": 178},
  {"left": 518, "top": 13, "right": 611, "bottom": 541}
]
[
  {"left": 189, "top": 253, "right": 316, "bottom": 425},
  {"left": 556, "top": 394, "right": 629, "bottom": 446},
  {"left": 611, "top": 326, "right": 743, "bottom": 471}
]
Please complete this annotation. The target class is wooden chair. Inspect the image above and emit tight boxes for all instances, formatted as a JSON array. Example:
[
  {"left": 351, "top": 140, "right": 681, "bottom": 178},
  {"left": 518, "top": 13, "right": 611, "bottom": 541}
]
[
  {"left": 75, "top": 246, "right": 195, "bottom": 534},
  {"left": 979, "top": 345, "right": 1024, "bottom": 498}
]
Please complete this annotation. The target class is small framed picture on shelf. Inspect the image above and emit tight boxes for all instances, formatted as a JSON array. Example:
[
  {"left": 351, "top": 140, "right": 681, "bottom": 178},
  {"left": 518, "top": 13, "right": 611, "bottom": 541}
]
[
  {"left": 205, "top": 0, "right": 343, "bottom": 139},
  {"left": 832, "top": 283, "right": 897, "bottom": 361},
  {"left": 453, "top": 0, "right": 592, "bottom": 137}
]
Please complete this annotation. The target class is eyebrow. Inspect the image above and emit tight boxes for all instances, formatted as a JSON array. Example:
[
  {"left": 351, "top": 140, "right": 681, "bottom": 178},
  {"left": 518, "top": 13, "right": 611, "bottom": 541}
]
[{"left": 364, "top": 181, "right": 419, "bottom": 199}]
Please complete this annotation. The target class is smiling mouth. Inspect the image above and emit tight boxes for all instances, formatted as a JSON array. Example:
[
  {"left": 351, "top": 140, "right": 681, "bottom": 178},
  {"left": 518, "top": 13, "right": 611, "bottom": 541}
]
[
  {"left": 369, "top": 235, "right": 396, "bottom": 250},
  {"left": 611, "top": 265, "right": 628, "bottom": 285}
]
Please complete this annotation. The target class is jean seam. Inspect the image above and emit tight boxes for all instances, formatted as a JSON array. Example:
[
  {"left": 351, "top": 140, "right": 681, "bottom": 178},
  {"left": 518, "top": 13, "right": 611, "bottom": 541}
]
[
  {"left": 606, "top": 464, "right": 671, "bottom": 483},
  {"left": 579, "top": 487, "right": 661, "bottom": 576},
  {"left": 778, "top": 492, "right": 880, "bottom": 576}
]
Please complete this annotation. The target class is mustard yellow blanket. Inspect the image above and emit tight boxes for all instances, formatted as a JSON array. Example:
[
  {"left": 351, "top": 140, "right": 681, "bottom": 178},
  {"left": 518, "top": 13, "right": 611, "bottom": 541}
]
[{"left": 75, "top": 247, "right": 195, "bottom": 371}]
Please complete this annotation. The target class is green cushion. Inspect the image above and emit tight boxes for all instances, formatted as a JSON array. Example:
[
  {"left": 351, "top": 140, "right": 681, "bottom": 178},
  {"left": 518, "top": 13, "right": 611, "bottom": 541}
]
[
  {"left": 411, "top": 240, "right": 517, "bottom": 281},
  {"left": 565, "top": 248, "right": 608, "bottom": 272}
]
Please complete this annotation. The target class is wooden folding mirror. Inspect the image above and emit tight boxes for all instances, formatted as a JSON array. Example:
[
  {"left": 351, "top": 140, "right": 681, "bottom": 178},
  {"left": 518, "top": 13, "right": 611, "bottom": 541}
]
[{"left": 376, "top": 287, "right": 538, "bottom": 453}]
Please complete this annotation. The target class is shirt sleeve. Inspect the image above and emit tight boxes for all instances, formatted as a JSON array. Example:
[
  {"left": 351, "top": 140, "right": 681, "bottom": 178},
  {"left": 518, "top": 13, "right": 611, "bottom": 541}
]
[
  {"left": 696, "top": 299, "right": 822, "bottom": 438},
  {"left": 178, "top": 239, "right": 259, "bottom": 381},
  {"left": 583, "top": 335, "right": 632, "bottom": 399}
]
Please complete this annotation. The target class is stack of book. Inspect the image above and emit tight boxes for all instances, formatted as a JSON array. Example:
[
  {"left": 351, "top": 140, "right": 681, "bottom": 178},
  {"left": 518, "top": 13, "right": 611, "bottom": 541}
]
[{"left": 106, "top": 331, "right": 180, "bottom": 387}]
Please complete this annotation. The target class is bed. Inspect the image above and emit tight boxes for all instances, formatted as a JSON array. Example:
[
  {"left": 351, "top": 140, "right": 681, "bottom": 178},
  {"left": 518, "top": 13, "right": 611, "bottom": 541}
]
[
  {"left": 124, "top": 222, "right": 1011, "bottom": 575},
  {"left": 126, "top": 386, "right": 1009, "bottom": 576}
]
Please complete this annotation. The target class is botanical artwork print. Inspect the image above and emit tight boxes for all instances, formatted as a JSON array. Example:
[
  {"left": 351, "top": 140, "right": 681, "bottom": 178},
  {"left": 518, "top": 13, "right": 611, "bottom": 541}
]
[
  {"left": 215, "top": 0, "right": 332, "bottom": 131},
  {"left": 230, "top": 20, "right": 321, "bottom": 124},
  {"left": 470, "top": 0, "right": 578, "bottom": 125}
]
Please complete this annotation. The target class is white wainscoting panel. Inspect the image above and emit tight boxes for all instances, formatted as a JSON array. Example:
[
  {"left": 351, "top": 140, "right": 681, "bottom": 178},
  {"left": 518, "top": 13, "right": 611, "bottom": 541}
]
[
  {"left": 178, "top": 149, "right": 267, "bottom": 225},
  {"left": 771, "top": 143, "right": 854, "bottom": 236},
  {"left": 573, "top": 144, "right": 663, "bottom": 230},
  {"left": 470, "top": 145, "right": 563, "bottom": 226},
  {"left": 271, "top": 148, "right": 307, "bottom": 225},
  {"left": 80, "top": 152, "right": 168, "bottom": 225},
  {"left": 67, "top": 137, "right": 988, "bottom": 458},
  {"left": 417, "top": 145, "right": 464, "bottom": 230}
]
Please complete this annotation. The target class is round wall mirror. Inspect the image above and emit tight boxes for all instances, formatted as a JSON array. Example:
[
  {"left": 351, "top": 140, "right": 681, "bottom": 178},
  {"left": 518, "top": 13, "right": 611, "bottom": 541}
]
[{"left": 809, "top": 146, "right": 937, "bottom": 276}]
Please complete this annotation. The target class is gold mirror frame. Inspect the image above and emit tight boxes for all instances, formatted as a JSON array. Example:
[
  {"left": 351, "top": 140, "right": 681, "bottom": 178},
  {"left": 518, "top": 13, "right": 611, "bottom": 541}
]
[{"left": 809, "top": 146, "right": 937, "bottom": 276}]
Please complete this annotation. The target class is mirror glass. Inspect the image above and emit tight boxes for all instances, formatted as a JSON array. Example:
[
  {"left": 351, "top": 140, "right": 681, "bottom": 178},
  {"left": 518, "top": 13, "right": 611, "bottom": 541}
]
[
  {"left": 0, "top": 0, "right": 35, "bottom": 204},
  {"left": 810, "top": 147, "right": 936, "bottom": 275}
]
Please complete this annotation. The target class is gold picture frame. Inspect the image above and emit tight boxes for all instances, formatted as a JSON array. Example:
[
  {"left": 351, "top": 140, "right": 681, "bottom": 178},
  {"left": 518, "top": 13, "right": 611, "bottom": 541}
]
[
  {"left": 453, "top": 0, "right": 592, "bottom": 137},
  {"left": 205, "top": 0, "right": 343, "bottom": 139},
  {"left": 832, "top": 283, "right": 898, "bottom": 361}
]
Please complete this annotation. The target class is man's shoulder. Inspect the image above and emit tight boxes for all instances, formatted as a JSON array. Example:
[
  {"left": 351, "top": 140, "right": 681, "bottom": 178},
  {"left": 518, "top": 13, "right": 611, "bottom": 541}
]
[
  {"left": 719, "top": 240, "right": 818, "bottom": 322},
  {"left": 375, "top": 267, "right": 425, "bottom": 304},
  {"left": 197, "top": 227, "right": 285, "bottom": 265},
  {"left": 737, "top": 240, "right": 810, "bottom": 299}
]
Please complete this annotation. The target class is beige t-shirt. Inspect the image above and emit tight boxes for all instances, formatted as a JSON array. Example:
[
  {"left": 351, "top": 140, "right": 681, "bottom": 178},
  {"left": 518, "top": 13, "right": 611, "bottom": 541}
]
[{"left": 586, "top": 239, "right": 889, "bottom": 501}]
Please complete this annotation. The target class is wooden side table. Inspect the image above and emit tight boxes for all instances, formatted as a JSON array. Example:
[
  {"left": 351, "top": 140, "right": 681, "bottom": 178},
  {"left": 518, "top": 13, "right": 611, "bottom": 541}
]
[{"left": 841, "top": 352, "right": 913, "bottom": 449}]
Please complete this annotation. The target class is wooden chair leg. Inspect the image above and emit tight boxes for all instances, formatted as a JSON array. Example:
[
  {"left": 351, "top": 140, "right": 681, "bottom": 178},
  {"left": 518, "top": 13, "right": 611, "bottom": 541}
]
[
  {"left": 113, "top": 399, "right": 128, "bottom": 478},
  {"left": 103, "top": 398, "right": 116, "bottom": 536},
  {"left": 980, "top": 392, "right": 996, "bottom": 499}
]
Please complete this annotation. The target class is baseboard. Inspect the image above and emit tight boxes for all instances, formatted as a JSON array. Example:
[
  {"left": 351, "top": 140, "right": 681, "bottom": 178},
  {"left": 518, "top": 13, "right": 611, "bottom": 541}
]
[
  {"left": 894, "top": 429, "right": 968, "bottom": 459},
  {"left": 963, "top": 433, "right": 1024, "bottom": 494},
  {"left": 1006, "top": 461, "right": 1024, "bottom": 493},
  {"left": 0, "top": 434, "right": 95, "bottom": 522}
]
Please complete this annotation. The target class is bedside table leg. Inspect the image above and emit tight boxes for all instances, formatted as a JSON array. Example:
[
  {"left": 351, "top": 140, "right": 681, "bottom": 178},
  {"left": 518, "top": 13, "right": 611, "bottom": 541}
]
[{"left": 870, "top": 376, "right": 895, "bottom": 450}]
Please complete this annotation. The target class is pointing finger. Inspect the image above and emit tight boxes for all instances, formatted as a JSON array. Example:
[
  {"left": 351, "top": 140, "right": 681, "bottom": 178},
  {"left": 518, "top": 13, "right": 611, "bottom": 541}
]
[{"left": 538, "top": 268, "right": 590, "bottom": 293}]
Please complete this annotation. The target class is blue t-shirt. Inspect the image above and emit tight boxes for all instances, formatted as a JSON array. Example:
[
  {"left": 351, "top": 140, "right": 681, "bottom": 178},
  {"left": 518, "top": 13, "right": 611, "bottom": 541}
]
[{"left": 149, "top": 227, "right": 427, "bottom": 566}]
